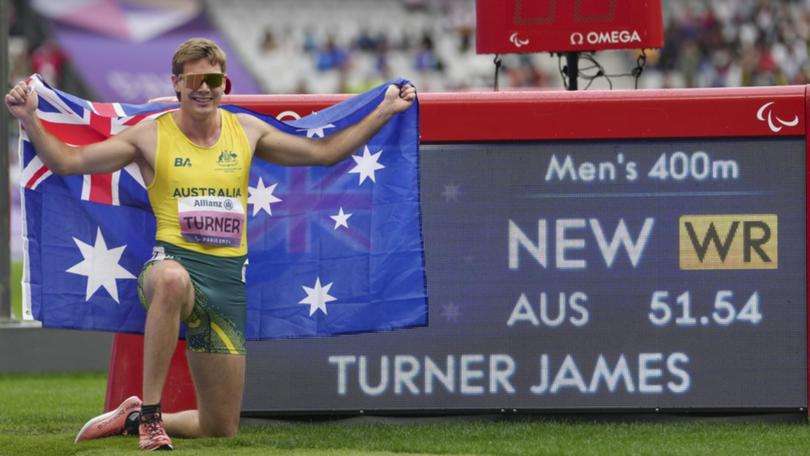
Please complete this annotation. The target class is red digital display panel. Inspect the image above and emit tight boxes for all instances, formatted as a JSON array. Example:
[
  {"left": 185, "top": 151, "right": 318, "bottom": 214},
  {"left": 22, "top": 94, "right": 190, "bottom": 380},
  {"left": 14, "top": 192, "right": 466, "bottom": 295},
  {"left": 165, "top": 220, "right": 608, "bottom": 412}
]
[{"left": 476, "top": 0, "right": 664, "bottom": 54}]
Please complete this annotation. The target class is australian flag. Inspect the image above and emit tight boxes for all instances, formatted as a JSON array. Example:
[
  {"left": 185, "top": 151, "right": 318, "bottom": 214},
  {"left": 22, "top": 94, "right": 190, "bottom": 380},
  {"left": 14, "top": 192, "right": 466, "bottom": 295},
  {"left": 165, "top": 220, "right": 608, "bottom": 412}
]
[{"left": 19, "top": 74, "right": 427, "bottom": 339}]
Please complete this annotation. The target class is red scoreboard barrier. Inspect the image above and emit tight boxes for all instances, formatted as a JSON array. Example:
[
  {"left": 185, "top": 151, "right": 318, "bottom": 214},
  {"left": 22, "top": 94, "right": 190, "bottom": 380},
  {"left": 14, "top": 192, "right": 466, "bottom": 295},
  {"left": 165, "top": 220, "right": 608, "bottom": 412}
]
[{"left": 107, "top": 86, "right": 809, "bottom": 415}]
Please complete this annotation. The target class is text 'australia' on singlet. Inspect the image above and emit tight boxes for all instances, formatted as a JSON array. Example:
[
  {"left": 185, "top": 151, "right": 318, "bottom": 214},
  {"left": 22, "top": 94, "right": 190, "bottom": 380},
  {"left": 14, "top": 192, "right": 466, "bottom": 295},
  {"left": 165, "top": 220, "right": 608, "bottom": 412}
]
[{"left": 148, "top": 110, "right": 251, "bottom": 257}]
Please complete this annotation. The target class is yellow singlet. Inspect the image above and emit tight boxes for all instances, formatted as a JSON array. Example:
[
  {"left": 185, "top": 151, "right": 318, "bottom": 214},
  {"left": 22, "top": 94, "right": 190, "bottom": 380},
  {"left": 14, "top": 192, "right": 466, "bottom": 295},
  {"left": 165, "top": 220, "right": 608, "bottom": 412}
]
[{"left": 148, "top": 110, "right": 251, "bottom": 257}]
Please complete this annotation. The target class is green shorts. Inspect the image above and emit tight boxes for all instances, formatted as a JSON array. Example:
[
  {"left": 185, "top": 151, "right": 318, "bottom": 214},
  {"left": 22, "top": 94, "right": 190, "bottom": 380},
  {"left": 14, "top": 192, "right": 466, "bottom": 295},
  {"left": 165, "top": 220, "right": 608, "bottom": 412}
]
[{"left": 138, "top": 241, "right": 248, "bottom": 355}]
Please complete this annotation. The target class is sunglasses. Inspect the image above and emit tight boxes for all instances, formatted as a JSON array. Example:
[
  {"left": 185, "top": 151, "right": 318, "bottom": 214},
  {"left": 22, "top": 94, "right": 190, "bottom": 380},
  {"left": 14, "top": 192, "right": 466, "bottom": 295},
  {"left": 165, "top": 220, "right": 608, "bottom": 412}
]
[{"left": 179, "top": 72, "right": 231, "bottom": 94}]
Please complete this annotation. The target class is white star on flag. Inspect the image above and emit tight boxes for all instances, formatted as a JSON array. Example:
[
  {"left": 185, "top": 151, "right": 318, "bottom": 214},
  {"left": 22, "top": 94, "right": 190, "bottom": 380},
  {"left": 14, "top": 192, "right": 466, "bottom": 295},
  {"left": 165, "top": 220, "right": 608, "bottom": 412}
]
[
  {"left": 66, "top": 227, "right": 135, "bottom": 304},
  {"left": 330, "top": 207, "right": 352, "bottom": 230},
  {"left": 298, "top": 124, "right": 335, "bottom": 138},
  {"left": 348, "top": 145, "right": 385, "bottom": 185},
  {"left": 248, "top": 177, "right": 282, "bottom": 216},
  {"left": 299, "top": 277, "right": 337, "bottom": 316}
]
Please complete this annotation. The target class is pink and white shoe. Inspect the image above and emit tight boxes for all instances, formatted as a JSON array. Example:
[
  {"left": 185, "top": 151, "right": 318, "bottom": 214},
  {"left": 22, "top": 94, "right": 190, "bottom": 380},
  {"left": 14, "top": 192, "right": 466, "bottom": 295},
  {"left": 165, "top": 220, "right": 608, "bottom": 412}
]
[
  {"left": 75, "top": 395, "right": 142, "bottom": 443},
  {"left": 138, "top": 412, "right": 173, "bottom": 451}
]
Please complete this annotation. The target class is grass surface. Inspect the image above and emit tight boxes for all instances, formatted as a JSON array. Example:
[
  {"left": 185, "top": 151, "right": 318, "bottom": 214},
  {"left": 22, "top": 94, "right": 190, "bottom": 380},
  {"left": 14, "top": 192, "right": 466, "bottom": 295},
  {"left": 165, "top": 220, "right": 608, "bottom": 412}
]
[{"left": 1, "top": 373, "right": 810, "bottom": 455}]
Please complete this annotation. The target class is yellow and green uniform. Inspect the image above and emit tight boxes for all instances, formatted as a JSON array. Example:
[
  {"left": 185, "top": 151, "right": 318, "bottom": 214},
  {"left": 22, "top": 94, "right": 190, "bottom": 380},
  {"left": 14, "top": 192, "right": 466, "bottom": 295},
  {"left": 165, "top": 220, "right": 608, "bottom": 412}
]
[{"left": 137, "top": 109, "right": 251, "bottom": 355}]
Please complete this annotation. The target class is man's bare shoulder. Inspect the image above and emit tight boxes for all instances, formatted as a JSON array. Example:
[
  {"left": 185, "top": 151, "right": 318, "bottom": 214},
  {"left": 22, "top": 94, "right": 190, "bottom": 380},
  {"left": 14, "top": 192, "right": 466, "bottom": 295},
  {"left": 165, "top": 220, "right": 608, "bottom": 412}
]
[
  {"left": 120, "top": 116, "right": 159, "bottom": 138},
  {"left": 116, "top": 116, "right": 161, "bottom": 159},
  {"left": 235, "top": 112, "right": 278, "bottom": 152},
  {"left": 235, "top": 111, "right": 275, "bottom": 134}
]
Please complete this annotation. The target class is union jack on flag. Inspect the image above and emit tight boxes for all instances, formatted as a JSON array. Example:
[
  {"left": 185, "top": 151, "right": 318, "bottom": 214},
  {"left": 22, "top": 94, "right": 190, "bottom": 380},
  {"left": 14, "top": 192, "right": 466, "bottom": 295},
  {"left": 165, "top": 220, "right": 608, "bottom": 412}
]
[{"left": 19, "top": 74, "right": 427, "bottom": 339}]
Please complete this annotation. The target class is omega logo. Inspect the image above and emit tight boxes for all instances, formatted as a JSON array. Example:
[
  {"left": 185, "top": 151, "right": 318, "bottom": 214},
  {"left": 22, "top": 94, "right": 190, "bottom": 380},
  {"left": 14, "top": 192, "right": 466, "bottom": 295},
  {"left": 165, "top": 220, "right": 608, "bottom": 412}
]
[{"left": 570, "top": 30, "right": 641, "bottom": 46}]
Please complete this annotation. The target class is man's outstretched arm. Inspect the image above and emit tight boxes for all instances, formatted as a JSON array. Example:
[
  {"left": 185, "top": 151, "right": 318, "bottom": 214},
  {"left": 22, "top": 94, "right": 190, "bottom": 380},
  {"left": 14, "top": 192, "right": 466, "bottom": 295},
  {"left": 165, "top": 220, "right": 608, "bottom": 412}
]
[
  {"left": 245, "top": 84, "right": 416, "bottom": 166},
  {"left": 5, "top": 80, "right": 144, "bottom": 176}
]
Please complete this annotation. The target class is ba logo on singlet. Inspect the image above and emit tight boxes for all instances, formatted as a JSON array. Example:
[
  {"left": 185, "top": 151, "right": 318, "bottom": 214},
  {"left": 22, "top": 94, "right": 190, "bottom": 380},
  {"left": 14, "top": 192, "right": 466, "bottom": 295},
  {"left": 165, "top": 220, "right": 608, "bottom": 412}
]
[{"left": 174, "top": 157, "right": 192, "bottom": 167}]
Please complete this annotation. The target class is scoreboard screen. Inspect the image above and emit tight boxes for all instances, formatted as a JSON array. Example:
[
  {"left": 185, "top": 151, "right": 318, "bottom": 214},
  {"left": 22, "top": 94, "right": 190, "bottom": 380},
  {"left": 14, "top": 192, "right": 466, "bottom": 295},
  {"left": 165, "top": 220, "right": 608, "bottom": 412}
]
[
  {"left": 476, "top": 0, "right": 664, "bottom": 53},
  {"left": 236, "top": 87, "right": 808, "bottom": 415}
]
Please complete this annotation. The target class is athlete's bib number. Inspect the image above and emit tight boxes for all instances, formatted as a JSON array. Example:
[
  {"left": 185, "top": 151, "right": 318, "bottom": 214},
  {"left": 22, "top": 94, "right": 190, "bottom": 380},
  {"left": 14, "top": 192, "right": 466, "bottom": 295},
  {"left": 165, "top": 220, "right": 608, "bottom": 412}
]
[{"left": 178, "top": 196, "right": 245, "bottom": 247}]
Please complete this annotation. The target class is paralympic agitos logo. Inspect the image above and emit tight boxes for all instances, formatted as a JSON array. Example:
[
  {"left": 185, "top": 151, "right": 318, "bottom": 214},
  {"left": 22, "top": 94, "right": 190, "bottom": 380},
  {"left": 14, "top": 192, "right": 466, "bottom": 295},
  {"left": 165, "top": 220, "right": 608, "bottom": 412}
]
[{"left": 756, "top": 102, "right": 799, "bottom": 133}]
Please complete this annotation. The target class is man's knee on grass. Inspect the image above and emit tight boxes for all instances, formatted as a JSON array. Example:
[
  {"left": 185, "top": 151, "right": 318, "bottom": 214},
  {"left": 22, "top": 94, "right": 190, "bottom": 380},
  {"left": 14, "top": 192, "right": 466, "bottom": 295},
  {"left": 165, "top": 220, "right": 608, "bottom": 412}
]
[{"left": 201, "top": 418, "right": 239, "bottom": 438}]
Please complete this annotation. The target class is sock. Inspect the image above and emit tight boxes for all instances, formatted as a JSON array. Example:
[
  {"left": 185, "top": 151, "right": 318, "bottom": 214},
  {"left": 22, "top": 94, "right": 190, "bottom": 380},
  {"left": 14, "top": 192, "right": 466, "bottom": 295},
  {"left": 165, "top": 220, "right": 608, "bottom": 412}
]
[
  {"left": 125, "top": 412, "right": 140, "bottom": 435},
  {"left": 140, "top": 403, "right": 162, "bottom": 422}
]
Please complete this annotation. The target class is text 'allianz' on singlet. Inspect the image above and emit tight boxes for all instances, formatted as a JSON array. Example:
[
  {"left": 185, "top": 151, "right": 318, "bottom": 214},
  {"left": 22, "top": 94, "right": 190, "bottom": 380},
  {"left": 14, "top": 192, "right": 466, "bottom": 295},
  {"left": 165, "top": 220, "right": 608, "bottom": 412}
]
[{"left": 148, "top": 110, "right": 251, "bottom": 257}]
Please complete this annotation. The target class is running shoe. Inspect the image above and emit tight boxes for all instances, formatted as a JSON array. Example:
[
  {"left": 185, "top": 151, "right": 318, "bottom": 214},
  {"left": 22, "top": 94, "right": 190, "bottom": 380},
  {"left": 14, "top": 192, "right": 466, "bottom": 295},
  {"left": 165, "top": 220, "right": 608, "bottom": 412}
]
[
  {"left": 139, "top": 413, "right": 173, "bottom": 451},
  {"left": 74, "top": 395, "right": 142, "bottom": 443}
]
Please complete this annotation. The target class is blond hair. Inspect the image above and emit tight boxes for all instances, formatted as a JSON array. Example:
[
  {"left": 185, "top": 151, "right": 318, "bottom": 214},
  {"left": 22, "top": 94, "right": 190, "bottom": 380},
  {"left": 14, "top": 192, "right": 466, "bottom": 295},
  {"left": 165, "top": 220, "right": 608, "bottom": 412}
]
[{"left": 171, "top": 38, "right": 227, "bottom": 75}]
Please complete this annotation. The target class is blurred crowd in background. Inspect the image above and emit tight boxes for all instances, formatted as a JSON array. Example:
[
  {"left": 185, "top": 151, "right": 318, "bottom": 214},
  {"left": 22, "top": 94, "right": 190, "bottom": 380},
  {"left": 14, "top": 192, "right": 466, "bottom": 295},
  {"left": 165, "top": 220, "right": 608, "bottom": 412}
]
[
  {"left": 646, "top": 0, "right": 810, "bottom": 88},
  {"left": 5, "top": 0, "right": 810, "bottom": 260}
]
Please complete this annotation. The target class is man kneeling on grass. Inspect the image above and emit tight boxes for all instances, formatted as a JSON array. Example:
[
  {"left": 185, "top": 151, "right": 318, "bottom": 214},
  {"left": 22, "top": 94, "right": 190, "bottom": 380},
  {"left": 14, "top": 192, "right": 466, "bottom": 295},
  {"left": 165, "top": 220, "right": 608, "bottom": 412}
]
[{"left": 6, "top": 37, "right": 415, "bottom": 451}]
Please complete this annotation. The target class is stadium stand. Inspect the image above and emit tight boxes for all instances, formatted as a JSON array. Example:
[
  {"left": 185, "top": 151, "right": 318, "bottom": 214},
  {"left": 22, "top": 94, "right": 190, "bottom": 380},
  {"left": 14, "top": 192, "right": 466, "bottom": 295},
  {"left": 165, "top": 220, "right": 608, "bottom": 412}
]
[
  {"left": 639, "top": 0, "right": 810, "bottom": 88},
  {"left": 205, "top": 0, "right": 493, "bottom": 93}
]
